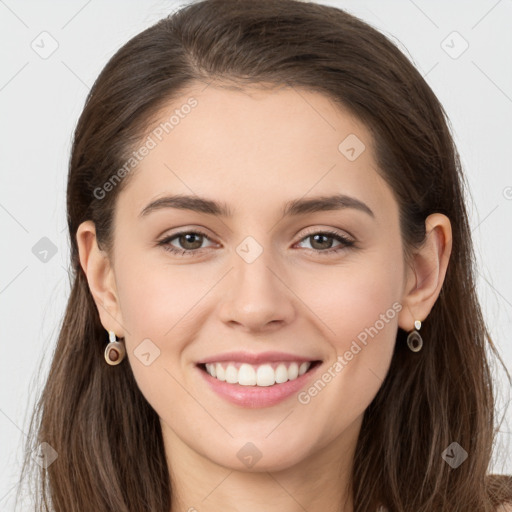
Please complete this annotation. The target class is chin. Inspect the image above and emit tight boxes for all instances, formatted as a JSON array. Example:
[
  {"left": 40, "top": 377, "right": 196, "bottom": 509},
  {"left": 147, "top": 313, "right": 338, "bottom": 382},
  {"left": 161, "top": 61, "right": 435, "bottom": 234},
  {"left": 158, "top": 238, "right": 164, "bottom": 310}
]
[{"left": 202, "top": 437, "right": 313, "bottom": 473}]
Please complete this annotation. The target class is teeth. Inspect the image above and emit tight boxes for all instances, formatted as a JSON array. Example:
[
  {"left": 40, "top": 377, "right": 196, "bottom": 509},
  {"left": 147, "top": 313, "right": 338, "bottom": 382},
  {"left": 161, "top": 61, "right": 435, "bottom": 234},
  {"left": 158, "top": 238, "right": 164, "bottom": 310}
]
[{"left": 204, "top": 361, "right": 312, "bottom": 386}]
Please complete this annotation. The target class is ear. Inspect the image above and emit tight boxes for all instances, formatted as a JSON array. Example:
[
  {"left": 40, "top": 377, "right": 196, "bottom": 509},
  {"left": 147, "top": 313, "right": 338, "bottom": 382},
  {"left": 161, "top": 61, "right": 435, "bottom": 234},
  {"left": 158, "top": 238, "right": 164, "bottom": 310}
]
[
  {"left": 76, "top": 220, "right": 125, "bottom": 337},
  {"left": 397, "top": 213, "right": 453, "bottom": 331}
]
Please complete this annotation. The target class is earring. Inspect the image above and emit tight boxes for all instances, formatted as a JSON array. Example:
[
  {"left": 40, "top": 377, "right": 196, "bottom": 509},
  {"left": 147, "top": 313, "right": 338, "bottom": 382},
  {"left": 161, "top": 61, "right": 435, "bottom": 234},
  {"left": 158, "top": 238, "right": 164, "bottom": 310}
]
[
  {"left": 407, "top": 319, "right": 423, "bottom": 352},
  {"left": 104, "top": 330, "right": 126, "bottom": 365}
]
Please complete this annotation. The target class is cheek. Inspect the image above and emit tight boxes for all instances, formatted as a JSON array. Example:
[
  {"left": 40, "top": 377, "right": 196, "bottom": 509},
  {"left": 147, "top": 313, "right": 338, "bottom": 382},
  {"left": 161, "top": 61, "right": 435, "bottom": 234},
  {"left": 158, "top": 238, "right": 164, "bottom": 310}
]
[
  {"left": 114, "top": 250, "right": 205, "bottom": 338},
  {"left": 112, "top": 253, "right": 204, "bottom": 412},
  {"left": 306, "top": 246, "right": 403, "bottom": 346},
  {"left": 298, "top": 254, "right": 402, "bottom": 432}
]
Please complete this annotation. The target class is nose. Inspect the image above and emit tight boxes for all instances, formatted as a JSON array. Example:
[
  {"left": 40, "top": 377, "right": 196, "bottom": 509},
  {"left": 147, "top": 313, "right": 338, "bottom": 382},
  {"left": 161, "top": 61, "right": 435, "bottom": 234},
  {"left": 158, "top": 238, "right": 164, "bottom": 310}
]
[{"left": 217, "top": 247, "right": 296, "bottom": 334}]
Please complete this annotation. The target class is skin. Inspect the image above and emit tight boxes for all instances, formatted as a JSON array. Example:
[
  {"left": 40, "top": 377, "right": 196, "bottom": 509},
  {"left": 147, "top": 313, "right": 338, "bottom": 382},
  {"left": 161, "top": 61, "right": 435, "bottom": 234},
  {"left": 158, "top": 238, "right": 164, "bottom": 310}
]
[{"left": 77, "top": 82, "right": 452, "bottom": 512}]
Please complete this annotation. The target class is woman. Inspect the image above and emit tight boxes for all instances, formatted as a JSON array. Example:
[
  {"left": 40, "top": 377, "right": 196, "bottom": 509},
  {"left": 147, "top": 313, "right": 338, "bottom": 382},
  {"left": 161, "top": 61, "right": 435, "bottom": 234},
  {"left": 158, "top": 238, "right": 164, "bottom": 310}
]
[{"left": 16, "top": 0, "right": 512, "bottom": 510}]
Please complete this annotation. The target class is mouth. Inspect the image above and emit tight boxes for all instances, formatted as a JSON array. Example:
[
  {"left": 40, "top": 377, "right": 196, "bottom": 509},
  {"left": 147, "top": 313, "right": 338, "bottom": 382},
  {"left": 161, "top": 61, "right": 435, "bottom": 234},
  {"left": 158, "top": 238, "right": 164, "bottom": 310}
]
[
  {"left": 196, "top": 358, "right": 323, "bottom": 408},
  {"left": 196, "top": 360, "right": 322, "bottom": 387}
]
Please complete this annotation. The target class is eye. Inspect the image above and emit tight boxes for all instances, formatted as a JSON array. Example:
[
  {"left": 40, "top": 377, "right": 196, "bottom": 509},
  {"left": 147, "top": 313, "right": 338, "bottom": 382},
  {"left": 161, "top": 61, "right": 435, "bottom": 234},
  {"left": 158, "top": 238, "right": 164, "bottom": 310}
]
[
  {"left": 157, "top": 230, "right": 215, "bottom": 256},
  {"left": 295, "top": 229, "right": 355, "bottom": 255},
  {"left": 158, "top": 228, "right": 355, "bottom": 257}
]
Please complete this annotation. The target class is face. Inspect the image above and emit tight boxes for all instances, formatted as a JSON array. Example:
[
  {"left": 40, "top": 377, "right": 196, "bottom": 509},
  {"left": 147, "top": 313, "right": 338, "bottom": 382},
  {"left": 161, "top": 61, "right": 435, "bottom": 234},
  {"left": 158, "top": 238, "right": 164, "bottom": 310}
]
[{"left": 108, "top": 83, "right": 407, "bottom": 472}]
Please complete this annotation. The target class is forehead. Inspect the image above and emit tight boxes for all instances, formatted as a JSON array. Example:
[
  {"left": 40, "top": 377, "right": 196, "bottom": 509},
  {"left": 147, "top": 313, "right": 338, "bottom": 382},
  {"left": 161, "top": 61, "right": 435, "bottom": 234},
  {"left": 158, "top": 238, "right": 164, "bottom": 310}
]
[{"left": 116, "top": 82, "right": 397, "bottom": 224}]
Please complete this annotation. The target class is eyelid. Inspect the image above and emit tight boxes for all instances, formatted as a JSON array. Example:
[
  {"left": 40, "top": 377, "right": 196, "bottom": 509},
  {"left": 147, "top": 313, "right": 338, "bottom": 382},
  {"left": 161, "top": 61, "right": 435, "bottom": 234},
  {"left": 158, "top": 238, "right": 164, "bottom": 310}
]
[
  {"left": 298, "top": 225, "right": 354, "bottom": 241},
  {"left": 157, "top": 225, "right": 356, "bottom": 257},
  {"left": 158, "top": 225, "right": 353, "bottom": 243}
]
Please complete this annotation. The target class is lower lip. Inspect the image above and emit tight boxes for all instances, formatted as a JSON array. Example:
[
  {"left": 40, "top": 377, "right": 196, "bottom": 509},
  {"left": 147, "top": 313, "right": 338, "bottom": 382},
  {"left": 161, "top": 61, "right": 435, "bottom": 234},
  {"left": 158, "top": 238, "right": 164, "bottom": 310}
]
[{"left": 196, "top": 362, "right": 322, "bottom": 408}]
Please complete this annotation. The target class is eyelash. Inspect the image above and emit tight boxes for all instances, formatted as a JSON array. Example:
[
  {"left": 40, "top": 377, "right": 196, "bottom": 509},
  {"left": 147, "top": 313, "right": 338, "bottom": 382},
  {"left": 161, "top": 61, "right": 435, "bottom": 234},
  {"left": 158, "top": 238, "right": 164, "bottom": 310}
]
[{"left": 157, "top": 229, "right": 355, "bottom": 257}]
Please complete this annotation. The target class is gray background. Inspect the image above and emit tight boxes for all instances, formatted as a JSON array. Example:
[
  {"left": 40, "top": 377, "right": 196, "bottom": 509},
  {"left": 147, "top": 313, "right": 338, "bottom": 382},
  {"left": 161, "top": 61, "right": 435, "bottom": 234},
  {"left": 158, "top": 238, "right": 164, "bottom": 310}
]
[{"left": 1, "top": 0, "right": 511, "bottom": 509}]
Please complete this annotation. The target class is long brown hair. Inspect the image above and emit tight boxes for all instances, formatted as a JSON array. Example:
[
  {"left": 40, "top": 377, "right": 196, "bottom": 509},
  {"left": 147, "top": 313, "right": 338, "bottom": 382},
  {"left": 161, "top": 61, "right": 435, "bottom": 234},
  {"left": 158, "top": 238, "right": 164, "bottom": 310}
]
[{"left": 16, "top": 0, "right": 511, "bottom": 510}]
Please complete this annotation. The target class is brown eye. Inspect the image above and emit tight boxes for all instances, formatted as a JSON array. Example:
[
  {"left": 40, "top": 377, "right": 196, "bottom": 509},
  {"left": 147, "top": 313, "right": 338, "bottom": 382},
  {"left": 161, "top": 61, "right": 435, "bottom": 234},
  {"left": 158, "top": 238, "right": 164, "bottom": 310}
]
[
  {"left": 175, "top": 233, "right": 204, "bottom": 250},
  {"left": 158, "top": 229, "right": 355, "bottom": 258},
  {"left": 158, "top": 230, "right": 214, "bottom": 256},
  {"left": 296, "top": 230, "right": 355, "bottom": 255},
  {"left": 309, "top": 233, "right": 336, "bottom": 250}
]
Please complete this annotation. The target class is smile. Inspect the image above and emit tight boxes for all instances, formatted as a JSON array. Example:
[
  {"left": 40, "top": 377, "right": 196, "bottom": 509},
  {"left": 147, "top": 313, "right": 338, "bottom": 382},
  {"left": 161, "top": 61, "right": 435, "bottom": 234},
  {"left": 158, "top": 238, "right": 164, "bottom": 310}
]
[
  {"left": 201, "top": 361, "right": 316, "bottom": 386},
  {"left": 196, "top": 360, "right": 323, "bottom": 408}
]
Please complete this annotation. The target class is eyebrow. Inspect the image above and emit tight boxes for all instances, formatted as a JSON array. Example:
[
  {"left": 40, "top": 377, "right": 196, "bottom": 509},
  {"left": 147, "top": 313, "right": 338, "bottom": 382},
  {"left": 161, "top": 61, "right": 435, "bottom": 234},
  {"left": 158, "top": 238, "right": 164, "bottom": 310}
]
[{"left": 139, "top": 193, "right": 375, "bottom": 219}]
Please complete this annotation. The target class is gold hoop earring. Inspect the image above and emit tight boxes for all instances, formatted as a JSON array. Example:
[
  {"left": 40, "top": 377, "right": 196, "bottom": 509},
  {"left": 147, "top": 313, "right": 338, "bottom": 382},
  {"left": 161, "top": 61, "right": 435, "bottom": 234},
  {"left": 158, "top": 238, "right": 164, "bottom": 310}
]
[
  {"left": 407, "top": 319, "right": 423, "bottom": 352},
  {"left": 104, "top": 330, "right": 126, "bottom": 365}
]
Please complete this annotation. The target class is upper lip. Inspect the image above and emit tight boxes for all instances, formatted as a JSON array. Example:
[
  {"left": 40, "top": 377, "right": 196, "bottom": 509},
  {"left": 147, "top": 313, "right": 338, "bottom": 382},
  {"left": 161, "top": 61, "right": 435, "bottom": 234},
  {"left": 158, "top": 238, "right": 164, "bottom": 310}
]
[{"left": 197, "top": 351, "right": 320, "bottom": 365}]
